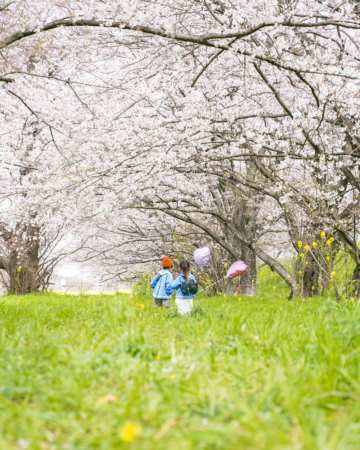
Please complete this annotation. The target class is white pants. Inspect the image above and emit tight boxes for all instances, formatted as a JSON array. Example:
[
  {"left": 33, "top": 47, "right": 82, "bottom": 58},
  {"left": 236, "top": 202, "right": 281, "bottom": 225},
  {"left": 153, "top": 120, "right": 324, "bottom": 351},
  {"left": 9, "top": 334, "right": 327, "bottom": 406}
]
[{"left": 176, "top": 298, "right": 193, "bottom": 315}]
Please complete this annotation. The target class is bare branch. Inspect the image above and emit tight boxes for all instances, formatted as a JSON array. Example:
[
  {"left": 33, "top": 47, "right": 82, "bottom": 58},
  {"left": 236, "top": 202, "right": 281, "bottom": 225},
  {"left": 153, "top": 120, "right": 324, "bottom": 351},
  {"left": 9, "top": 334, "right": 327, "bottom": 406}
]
[{"left": 253, "top": 63, "right": 293, "bottom": 118}]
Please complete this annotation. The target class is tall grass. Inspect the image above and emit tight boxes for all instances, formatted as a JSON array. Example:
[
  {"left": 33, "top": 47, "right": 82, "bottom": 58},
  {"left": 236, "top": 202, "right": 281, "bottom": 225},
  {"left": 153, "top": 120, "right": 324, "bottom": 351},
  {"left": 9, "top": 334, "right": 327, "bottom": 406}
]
[{"left": 0, "top": 291, "right": 359, "bottom": 449}]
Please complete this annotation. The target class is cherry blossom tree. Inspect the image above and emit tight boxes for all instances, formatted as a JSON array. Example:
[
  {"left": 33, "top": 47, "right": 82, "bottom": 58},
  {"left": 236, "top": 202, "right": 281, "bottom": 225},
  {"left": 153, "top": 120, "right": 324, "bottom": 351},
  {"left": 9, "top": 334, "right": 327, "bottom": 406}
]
[{"left": 0, "top": 0, "right": 359, "bottom": 297}]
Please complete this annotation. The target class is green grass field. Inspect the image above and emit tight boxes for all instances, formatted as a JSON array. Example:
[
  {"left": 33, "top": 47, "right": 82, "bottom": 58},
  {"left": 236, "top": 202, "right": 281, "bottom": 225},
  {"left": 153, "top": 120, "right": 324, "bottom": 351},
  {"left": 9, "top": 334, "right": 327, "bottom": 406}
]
[{"left": 0, "top": 284, "right": 359, "bottom": 449}]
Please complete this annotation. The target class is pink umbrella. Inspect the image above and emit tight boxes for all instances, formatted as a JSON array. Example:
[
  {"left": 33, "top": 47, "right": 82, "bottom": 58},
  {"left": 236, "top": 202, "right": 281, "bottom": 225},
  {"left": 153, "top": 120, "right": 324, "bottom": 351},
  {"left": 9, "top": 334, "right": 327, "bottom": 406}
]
[
  {"left": 193, "top": 246, "right": 211, "bottom": 268},
  {"left": 226, "top": 260, "right": 248, "bottom": 279}
]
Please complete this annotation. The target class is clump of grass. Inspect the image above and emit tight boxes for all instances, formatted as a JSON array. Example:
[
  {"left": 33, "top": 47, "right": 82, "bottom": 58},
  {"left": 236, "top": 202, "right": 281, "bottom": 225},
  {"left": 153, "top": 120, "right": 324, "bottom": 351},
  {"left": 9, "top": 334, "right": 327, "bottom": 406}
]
[{"left": 0, "top": 292, "right": 359, "bottom": 449}]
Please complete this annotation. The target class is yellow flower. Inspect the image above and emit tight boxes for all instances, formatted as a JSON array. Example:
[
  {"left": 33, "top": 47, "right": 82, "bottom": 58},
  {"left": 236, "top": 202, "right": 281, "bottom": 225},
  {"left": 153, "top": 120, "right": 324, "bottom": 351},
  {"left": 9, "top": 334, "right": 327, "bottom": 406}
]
[
  {"left": 326, "top": 237, "right": 335, "bottom": 246},
  {"left": 120, "top": 422, "right": 142, "bottom": 443},
  {"left": 320, "top": 230, "right": 326, "bottom": 239},
  {"left": 298, "top": 253, "right": 305, "bottom": 259},
  {"left": 312, "top": 241, "right": 318, "bottom": 249},
  {"left": 330, "top": 271, "right": 336, "bottom": 279},
  {"left": 326, "top": 255, "right": 331, "bottom": 263},
  {"left": 297, "top": 240, "right": 303, "bottom": 249},
  {"left": 304, "top": 244, "right": 311, "bottom": 252}
]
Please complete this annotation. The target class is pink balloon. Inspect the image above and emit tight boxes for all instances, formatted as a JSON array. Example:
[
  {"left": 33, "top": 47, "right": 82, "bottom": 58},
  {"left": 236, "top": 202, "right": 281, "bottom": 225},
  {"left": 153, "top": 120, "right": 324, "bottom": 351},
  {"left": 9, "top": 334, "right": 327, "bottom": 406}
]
[
  {"left": 193, "top": 246, "right": 211, "bottom": 268},
  {"left": 226, "top": 260, "right": 248, "bottom": 279}
]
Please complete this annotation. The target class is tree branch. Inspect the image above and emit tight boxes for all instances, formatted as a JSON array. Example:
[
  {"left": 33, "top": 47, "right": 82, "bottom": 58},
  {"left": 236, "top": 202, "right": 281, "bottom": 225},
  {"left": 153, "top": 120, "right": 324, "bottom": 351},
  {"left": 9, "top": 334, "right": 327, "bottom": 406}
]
[
  {"left": 253, "top": 63, "right": 293, "bottom": 118},
  {"left": 191, "top": 37, "right": 239, "bottom": 87},
  {"left": 0, "top": 1, "right": 15, "bottom": 12},
  {"left": 0, "top": 76, "right": 14, "bottom": 83},
  {"left": 0, "top": 18, "right": 358, "bottom": 81},
  {"left": 341, "top": 167, "right": 360, "bottom": 192}
]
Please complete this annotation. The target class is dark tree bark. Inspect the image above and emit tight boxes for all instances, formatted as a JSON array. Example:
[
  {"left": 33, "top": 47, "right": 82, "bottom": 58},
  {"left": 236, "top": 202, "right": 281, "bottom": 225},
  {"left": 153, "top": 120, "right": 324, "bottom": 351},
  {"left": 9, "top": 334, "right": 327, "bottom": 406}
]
[
  {"left": 1, "top": 224, "right": 42, "bottom": 295},
  {"left": 234, "top": 205, "right": 257, "bottom": 296},
  {"left": 351, "top": 264, "right": 360, "bottom": 297},
  {"left": 302, "top": 255, "right": 320, "bottom": 297},
  {"left": 226, "top": 164, "right": 259, "bottom": 296},
  {"left": 0, "top": 256, "right": 7, "bottom": 271}
]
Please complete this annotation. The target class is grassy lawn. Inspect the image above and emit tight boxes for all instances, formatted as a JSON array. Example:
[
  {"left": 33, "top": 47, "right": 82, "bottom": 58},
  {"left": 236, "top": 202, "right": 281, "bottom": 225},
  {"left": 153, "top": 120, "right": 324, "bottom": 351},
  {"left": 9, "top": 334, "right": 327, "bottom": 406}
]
[{"left": 0, "top": 287, "right": 359, "bottom": 449}]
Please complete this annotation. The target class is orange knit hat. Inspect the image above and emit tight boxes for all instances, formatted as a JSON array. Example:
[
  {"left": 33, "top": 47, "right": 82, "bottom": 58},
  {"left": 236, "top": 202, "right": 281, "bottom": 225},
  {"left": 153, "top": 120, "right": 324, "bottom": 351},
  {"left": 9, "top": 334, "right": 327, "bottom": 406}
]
[{"left": 162, "top": 255, "right": 173, "bottom": 269}]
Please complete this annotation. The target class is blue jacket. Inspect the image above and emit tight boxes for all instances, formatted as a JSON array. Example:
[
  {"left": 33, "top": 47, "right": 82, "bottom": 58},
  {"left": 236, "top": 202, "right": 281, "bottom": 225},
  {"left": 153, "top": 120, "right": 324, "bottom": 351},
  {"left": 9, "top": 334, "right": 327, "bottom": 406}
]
[
  {"left": 171, "top": 272, "right": 197, "bottom": 300},
  {"left": 151, "top": 269, "right": 173, "bottom": 299}
]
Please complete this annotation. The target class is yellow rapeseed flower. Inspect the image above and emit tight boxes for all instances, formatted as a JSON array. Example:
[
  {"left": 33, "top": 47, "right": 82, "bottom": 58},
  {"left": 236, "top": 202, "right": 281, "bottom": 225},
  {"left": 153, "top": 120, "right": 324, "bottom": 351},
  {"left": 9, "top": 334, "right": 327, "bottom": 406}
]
[
  {"left": 120, "top": 422, "right": 142, "bottom": 443},
  {"left": 304, "top": 244, "right": 311, "bottom": 252},
  {"left": 330, "top": 271, "right": 336, "bottom": 278},
  {"left": 326, "top": 237, "right": 335, "bottom": 246},
  {"left": 320, "top": 230, "right": 326, "bottom": 239},
  {"left": 298, "top": 253, "right": 305, "bottom": 259},
  {"left": 312, "top": 241, "right": 318, "bottom": 249},
  {"left": 297, "top": 240, "right": 303, "bottom": 249}
]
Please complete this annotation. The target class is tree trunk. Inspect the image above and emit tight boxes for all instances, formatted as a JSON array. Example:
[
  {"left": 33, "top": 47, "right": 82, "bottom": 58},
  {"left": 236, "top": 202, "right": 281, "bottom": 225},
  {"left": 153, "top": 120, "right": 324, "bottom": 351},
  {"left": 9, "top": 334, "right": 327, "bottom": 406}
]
[
  {"left": 237, "top": 244, "right": 257, "bottom": 296},
  {"left": 224, "top": 239, "right": 257, "bottom": 296},
  {"left": 229, "top": 185, "right": 258, "bottom": 296},
  {"left": 8, "top": 250, "right": 40, "bottom": 295},
  {"left": 7, "top": 224, "right": 41, "bottom": 295},
  {"left": 302, "top": 256, "right": 320, "bottom": 297},
  {"left": 351, "top": 264, "right": 360, "bottom": 297},
  {"left": 0, "top": 256, "right": 7, "bottom": 271}
]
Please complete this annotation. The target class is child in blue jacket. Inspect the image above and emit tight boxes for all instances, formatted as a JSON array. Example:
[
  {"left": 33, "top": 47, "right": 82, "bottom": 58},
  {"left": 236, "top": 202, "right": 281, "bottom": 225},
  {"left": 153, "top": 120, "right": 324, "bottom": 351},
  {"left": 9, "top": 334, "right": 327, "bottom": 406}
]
[
  {"left": 150, "top": 256, "right": 174, "bottom": 307},
  {"left": 171, "top": 260, "right": 198, "bottom": 315}
]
